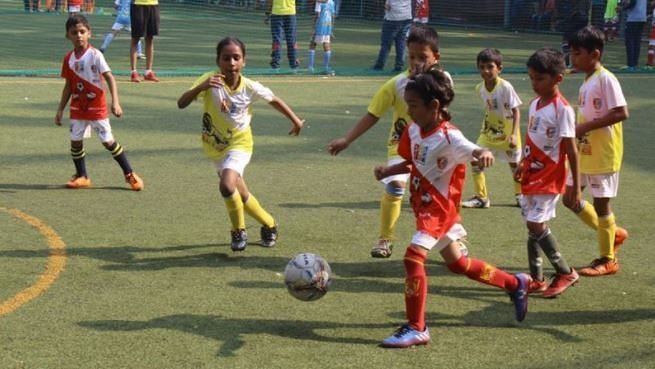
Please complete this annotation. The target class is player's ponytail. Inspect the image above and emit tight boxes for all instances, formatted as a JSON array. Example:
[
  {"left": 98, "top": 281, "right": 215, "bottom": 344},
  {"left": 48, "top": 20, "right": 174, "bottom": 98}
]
[{"left": 406, "top": 68, "right": 454, "bottom": 121}]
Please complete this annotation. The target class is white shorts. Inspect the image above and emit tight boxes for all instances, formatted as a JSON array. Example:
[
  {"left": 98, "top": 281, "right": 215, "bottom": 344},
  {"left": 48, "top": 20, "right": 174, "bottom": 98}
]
[
  {"left": 566, "top": 172, "right": 619, "bottom": 198},
  {"left": 214, "top": 150, "right": 252, "bottom": 177},
  {"left": 381, "top": 157, "right": 410, "bottom": 185},
  {"left": 313, "top": 35, "right": 331, "bottom": 44},
  {"left": 112, "top": 20, "right": 132, "bottom": 32},
  {"left": 411, "top": 223, "right": 468, "bottom": 251},
  {"left": 520, "top": 194, "right": 559, "bottom": 223},
  {"left": 69, "top": 119, "right": 114, "bottom": 142},
  {"left": 69, "top": 5, "right": 81, "bottom": 13},
  {"left": 413, "top": 17, "right": 429, "bottom": 24}
]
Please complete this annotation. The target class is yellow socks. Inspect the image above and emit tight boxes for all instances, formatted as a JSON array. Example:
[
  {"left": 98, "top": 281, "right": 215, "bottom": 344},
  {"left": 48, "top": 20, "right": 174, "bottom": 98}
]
[
  {"left": 513, "top": 180, "right": 521, "bottom": 197},
  {"left": 379, "top": 192, "right": 402, "bottom": 240},
  {"left": 576, "top": 200, "right": 599, "bottom": 230},
  {"left": 224, "top": 192, "right": 245, "bottom": 230},
  {"left": 243, "top": 194, "right": 275, "bottom": 228},
  {"left": 472, "top": 170, "right": 488, "bottom": 199},
  {"left": 598, "top": 214, "right": 616, "bottom": 260}
]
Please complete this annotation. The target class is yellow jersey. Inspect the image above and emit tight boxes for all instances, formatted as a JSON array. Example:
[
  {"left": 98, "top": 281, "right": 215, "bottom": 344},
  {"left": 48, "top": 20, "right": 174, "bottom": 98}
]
[
  {"left": 576, "top": 66, "right": 627, "bottom": 174},
  {"left": 272, "top": 0, "right": 296, "bottom": 15},
  {"left": 475, "top": 77, "right": 522, "bottom": 150}
]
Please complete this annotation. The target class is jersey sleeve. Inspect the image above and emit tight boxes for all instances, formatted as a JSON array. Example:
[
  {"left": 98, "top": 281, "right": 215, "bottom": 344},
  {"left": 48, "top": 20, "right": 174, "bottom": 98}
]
[
  {"left": 60, "top": 53, "right": 71, "bottom": 79},
  {"left": 95, "top": 50, "right": 111, "bottom": 74},
  {"left": 506, "top": 82, "right": 522, "bottom": 109},
  {"left": 189, "top": 71, "right": 213, "bottom": 101},
  {"left": 397, "top": 125, "right": 412, "bottom": 161},
  {"left": 450, "top": 129, "right": 480, "bottom": 164},
  {"left": 559, "top": 105, "right": 576, "bottom": 138},
  {"left": 602, "top": 73, "right": 627, "bottom": 110},
  {"left": 367, "top": 77, "right": 397, "bottom": 118},
  {"left": 248, "top": 80, "right": 275, "bottom": 103}
]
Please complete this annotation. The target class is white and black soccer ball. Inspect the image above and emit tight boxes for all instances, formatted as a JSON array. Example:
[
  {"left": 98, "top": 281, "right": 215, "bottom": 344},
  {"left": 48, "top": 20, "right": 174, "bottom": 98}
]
[{"left": 284, "top": 253, "right": 332, "bottom": 302}]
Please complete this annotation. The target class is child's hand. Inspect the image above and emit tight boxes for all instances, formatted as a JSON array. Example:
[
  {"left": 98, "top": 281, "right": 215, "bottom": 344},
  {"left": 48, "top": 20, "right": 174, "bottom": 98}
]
[
  {"left": 112, "top": 102, "right": 123, "bottom": 118},
  {"left": 327, "top": 137, "right": 349, "bottom": 155},
  {"left": 476, "top": 149, "right": 495, "bottom": 169},
  {"left": 507, "top": 133, "right": 518, "bottom": 149},
  {"left": 206, "top": 74, "right": 225, "bottom": 89},
  {"left": 374, "top": 165, "right": 387, "bottom": 181},
  {"left": 55, "top": 109, "right": 64, "bottom": 126},
  {"left": 564, "top": 186, "right": 581, "bottom": 210},
  {"left": 289, "top": 119, "right": 304, "bottom": 136}
]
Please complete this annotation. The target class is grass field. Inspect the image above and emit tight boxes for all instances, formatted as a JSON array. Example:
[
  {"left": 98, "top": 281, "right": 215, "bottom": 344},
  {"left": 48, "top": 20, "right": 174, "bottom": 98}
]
[{"left": 1, "top": 7, "right": 655, "bottom": 369}]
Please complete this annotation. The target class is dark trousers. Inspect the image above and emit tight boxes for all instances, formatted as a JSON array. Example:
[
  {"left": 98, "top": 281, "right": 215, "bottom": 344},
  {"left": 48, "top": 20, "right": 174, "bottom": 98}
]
[
  {"left": 373, "top": 19, "right": 412, "bottom": 70},
  {"left": 270, "top": 14, "right": 298, "bottom": 69},
  {"left": 624, "top": 22, "right": 645, "bottom": 67}
]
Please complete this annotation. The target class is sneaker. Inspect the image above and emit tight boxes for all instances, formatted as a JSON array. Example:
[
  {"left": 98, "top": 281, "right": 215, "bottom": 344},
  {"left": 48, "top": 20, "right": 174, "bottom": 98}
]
[
  {"left": 144, "top": 71, "right": 159, "bottom": 82},
  {"left": 125, "top": 172, "right": 144, "bottom": 191},
  {"left": 322, "top": 69, "right": 335, "bottom": 76},
  {"left": 543, "top": 269, "right": 579, "bottom": 298},
  {"left": 528, "top": 278, "right": 548, "bottom": 294},
  {"left": 231, "top": 229, "right": 247, "bottom": 252},
  {"left": 259, "top": 224, "right": 278, "bottom": 247},
  {"left": 461, "top": 196, "right": 490, "bottom": 209},
  {"left": 614, "top": 227, "right": 629, "bottom": 254},
  {"left": 579, "top": 257, "right": 619, "bottom": 277},
  {"left": 371, "top": 239, "right": 393, "bottom": 258},
  {"left": 137, "top": 53, "right": 146, "bottom": 60},
  {"left": 381, "top": 324, "right": 430, "bottom": 348},
  {"left": 66, "top": 175, "right": 91, "bottom": 189},
  {"left": 130, "top": 71, "right": 141, "bottom": 83},
  {"left": 510, "top": 273, "right": 530, "bottom": 322}
]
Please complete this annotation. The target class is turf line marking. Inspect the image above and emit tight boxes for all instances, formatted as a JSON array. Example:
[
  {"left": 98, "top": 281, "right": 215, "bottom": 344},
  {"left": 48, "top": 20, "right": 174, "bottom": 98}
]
[{"left": 0, "top": 207, "right": 67, "bottom": 317}]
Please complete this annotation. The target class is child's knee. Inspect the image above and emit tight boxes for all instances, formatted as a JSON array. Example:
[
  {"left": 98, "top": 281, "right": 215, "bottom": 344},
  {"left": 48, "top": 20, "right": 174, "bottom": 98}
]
[{"left": 446, "top": 254, "right": 467, "bottom": 275}]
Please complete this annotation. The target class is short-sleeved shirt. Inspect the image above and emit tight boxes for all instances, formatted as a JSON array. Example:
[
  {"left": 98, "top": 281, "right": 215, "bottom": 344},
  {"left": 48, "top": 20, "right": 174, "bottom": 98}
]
[
  {"left": 475, "top": 77, "right": 522, "bottom": 149},
  {"left": 368, "top": 70, "right": 453, "bottom": 159},
  {"left": 576, "top": 67, "right": 627, "bottom": 174},
  {"left": 521, "top": 95, "right": 576, "bottom": 195},
  {"left": 414, "top": 0, "right": 430, "bottom": 19},
  {"left": 314, "top": 0, "right": 335, "bottom": 36},
  {"left": 134, "top": 0, "right": 158, "bottom": 5},
  {"left": 189, "top": 72, "right": 275, "bottom": 159},
  {"left": 398, "top": 121, "right": 478, "bottom": 238},
  {"left": 272, "top": 0, "right": 296, "bottom": 15},
  {"left": 604, "top": 0, "right": 618, "bottom": 19},
  {"left": 384, "top": 0, "right": 412, "bottom": 21},
  {"left": 61, "top": 47, "right": 110, "bottom": 120},
  {"left": 115, "top": 0, "right": 132, "bottom": 23}
]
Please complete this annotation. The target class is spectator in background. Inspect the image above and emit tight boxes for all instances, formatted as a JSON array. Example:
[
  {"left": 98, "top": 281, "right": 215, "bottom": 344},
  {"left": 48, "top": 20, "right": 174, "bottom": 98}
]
[
  {"left": 603, "top": 0, "right": 620, "bottom": 41},
  {"left": 532, "top": 0, "right": 556, "bottom": 31},
  {"left": 561, "top": 0, "right": 590, "bottom": 68},
  {"left": 334, "top": 0, "right": 341, "bottom": 17},
  {"left": 130, "top": 0, "right": 160, "bottom": 82},
  {"left": 414, "top": 0, "right": 430, "bottom": 24},
  {"left": 24, "top": 0, "right": 41, "bottom": 12},
  {"left": 621, "top": 0, "right": 647, "bottom": 70},
  {"left": 268, "top": 0, "right": 300, "bottom": 70},
  {"left": 372, "top": 0, "right": 412, "bottom": 71}
]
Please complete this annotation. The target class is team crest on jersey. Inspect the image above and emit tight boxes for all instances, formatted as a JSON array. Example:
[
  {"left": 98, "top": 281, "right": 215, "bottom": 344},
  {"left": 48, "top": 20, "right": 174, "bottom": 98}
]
[
  {"left": 411, "top": 176, "right": 421, "bottom": 191},
  {"left": 436, "top": 156, "right": 448, "bottom": 170},
  {"left": 390, "top": 118, "right": 408, "bottom": 144},
  {"left": 528, "top": 116, "right": 540, "bottom": 132},
  {"left": 593, "top": 98, "right": 603, "bottom": 110},
  {"left": 504, "top": 102, "right": 510, "bottom": 110},
  {"left": 486, "top": 98, "right": 498, "bottom": 110},
  {"left": 76, "top": 82, "right": 84, "bottom": 92},
  {"left": 413, "top": 144, "right": 428, "bottom": 165},
  {"left": 202, "top": 113, "right": 231, "bottom": 151},
  {"left": 546, "top": 127, "right": 556, "bottom": 138},
  {"left": 90, "top": 64, "right": 97, "bottom": 73},
  {"left": 74, "top": 61, "right": 84, "bottom": 72}
]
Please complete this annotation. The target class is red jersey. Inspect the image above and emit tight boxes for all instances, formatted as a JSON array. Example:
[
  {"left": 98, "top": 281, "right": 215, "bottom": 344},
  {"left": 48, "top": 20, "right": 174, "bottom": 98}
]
[
  {"left": 520, "top": 94, "right": 576, "bottom": 195},
  {"left": 415, "top": 0, "right": 430, "bottom": 19},
  {"left": 398, "top": 121, "right": 479, "bottom": 239},
  {"left": 69, "top": 0, "right": 84, "bottom": 6},
  {"left": 60, "top": 47, "right": 110, "bottom": 120}
]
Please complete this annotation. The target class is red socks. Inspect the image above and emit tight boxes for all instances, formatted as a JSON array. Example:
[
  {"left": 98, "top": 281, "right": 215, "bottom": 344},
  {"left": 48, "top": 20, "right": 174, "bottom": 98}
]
[
  {"left": 447, "top": 255, "right": 518, "bottom": 292},
  {"left": 404, "top": 247, "right": 427, "bottom": 331}
]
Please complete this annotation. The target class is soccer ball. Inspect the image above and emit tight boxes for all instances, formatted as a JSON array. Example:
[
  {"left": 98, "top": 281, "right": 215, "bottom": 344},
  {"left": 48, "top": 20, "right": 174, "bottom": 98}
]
[{"left": 284, "top": 253, "right": 332, "bottom": 301}]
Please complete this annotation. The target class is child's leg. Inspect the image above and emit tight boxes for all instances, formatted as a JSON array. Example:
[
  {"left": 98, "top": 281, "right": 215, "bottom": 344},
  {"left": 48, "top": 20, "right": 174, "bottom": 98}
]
[
  {"left": 379, "top": 181, "right": 404, "bottom": 241},
  {"left": 70, "top": 140, "right": 88, "bottom": 178},
  {"left": 527, "top": 222, "right": 572, "bottom": 275},
  {"left": 526, "top": 231, "right": 543, "bottom": 281},
  {"left": 442, "top": 241, "right": 519, "bottom": 292},
  {"left": 237, "top": 176, "right": 275, "bottom": 228},
  {"left": 403, "top": 246, "right": 428, "bottom": 331},
  {"left": 137, "top": 38, "right": 144, "bottom": 56},
  {"left": 308, "top": 41, "right": 316, "bottom": 70},
  {"left": 100, "top": 29, "right": 119, "bottom": 51},
  {"left": 593, "top": 197, "right": 616, "bottom": 260},
  {"left": 471, "top": 162, "right": 488, "bottom": 199},
  {"left": 322, "top": 42, "right": 332, "bottom": 71},
  {"left": 220, "top": 169, "right": 246, "bottom": 231},
  {"left": 102, "top": 140, "right": 133, "bottom": 175},
  {"left": 509, "top": 162, "right": 521, "bottom": 199}
]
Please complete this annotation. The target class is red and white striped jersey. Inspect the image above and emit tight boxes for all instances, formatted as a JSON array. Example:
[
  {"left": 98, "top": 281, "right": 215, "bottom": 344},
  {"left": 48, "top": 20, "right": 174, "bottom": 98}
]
[
  {"left": 61, "top": 47, "right": 110, "bottom": 120},
  {"left": 398, "top": 121, "right": 478, "bottom": 238},
  {"left": 521, "top": 94, "right": 575, "bottom": 194}
]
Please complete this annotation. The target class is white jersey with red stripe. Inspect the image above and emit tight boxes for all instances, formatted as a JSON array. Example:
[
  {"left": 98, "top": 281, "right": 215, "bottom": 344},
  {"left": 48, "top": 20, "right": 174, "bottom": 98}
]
[
  {"left": 61, "top": 46, "right": 110, "bottom": 120},
  {"left": 521, "top": 94, "right": 575, "bottom": 195},
  {"left": 398, "top": 121, "right": 479, "bottom": 239}
]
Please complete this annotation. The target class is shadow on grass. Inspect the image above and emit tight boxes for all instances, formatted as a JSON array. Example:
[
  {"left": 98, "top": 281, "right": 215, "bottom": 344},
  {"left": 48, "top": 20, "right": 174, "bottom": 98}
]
[
  {"left": 78, "top": 315, "right": 384, "bottom": 357},
  {"left": 278, "top": 201, "right": 380, "bottom": 210},
  {"left": 0, "top": 183, "right": 129, "bottom": 191}
]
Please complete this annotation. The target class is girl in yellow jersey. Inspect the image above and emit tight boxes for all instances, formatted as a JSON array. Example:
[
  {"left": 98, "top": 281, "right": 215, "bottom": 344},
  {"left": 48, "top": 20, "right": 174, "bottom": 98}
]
[{"left": 178, "top": 37, "right": 304, "bottom": 251}]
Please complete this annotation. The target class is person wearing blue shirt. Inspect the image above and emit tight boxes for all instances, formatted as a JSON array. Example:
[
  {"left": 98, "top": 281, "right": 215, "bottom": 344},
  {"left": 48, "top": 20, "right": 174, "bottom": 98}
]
[{"left": 308, "top": 0, "right": 335, "bottom": 74}]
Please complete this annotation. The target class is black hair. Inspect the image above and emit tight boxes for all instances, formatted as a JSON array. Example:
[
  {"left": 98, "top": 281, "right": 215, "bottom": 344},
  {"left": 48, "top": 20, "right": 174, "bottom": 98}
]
[
  {"left": 65, "top": 14, "right": 90, "bottom": 32},
  {"left": 216, "top": 37, "right": 246, "bottom": 58},
  {"left": 405, "top": 68, "right": 454, "bottom": 121},
  {"left": 526, "top": 47, "right": 566, "bottom": 76},
  {"left": 407, "top": 24, "right": 440, "bottom": 52},
  {"left": 569, "top": 26, "right": 605, "bottom": 55},
  {"left": 477, "top": 48, "right": 503, "bottom": 67}
]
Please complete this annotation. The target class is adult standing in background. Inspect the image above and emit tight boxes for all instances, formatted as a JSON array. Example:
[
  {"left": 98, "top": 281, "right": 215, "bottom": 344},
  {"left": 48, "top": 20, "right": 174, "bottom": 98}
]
[
  {"left": 268, "top": 0, "right": 299, "bottom": 71},
  {"left": 622, "top": 0, "right": 647, "bottom": 70},
  {"left": 372, "top": 0, "right": 412, "bottom": 72},
  {"left": 130, "top": 0, "right": 160, "bottom": 82}
]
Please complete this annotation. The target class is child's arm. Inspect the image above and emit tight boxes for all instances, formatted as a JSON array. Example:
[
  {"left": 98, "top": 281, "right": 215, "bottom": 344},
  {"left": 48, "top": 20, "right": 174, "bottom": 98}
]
[
  {"left": 103, "top": 71, "right": 122, "bottom": 118},
  {"left": 563, "top": 136, "right": 581, "bottom": 207},
  {"left": 508, "top": 107, "right": 521, "bottom": 149},
  {"left": 55, "top": 79, "right": 72, "bottom": 126},
  {"left": 327, "top": 113, "right": 380, "bottom": 155},
  {"left": 575, "top": 106, "right": 629, "bottom": 137},
  {"left": 268, "top": 96, "right": 305, "bottom": 136},
  {"left": 374, "top": 160, "right": 412, "bottom": 181},
  {"left": 472, "top": 148, "right": 495, "bottom": 169},
  {"left": 177, "top": 74, "right": 224, "bottom": 109}
]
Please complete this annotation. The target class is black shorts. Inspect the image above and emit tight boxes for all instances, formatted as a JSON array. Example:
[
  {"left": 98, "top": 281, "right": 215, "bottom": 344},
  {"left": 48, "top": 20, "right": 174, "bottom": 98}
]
[{"left": 131, "top": 4, "right": 160, "bottom": 38}]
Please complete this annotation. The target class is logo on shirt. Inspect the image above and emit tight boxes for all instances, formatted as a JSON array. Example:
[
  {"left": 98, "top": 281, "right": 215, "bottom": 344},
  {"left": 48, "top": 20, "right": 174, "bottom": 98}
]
[
  {"left": 593, "top": 98, "right": 603, "bottom": 110},
  {"left": 528, "top": 116, "right": 540, "bottom": 132},
  {"left": 436, "top": 156, "right": 448, "bottom": 170},
  {"left": 413, "top": 144, "right": 428, "bottom": 165},
  {"left": 546, "top": 127, "right": 557, "bottom": 138},
  {"left": 74, "top": 61, "right": 84, "bottom": 72}
]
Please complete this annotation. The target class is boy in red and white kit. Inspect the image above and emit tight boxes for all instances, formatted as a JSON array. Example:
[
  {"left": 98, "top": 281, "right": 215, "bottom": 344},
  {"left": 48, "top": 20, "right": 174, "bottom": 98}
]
[
  {"left": 518, "top": 48, "right": 579, "bottom": 297},
  {"left": 55, "top": 15, "right": 143, "bottom": 191},
  {"left": 374, "top": 68, "right": 529, "bottom": 348},
  {"left": 413, "top": 0, "right": 430, "bottom": 24}
]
